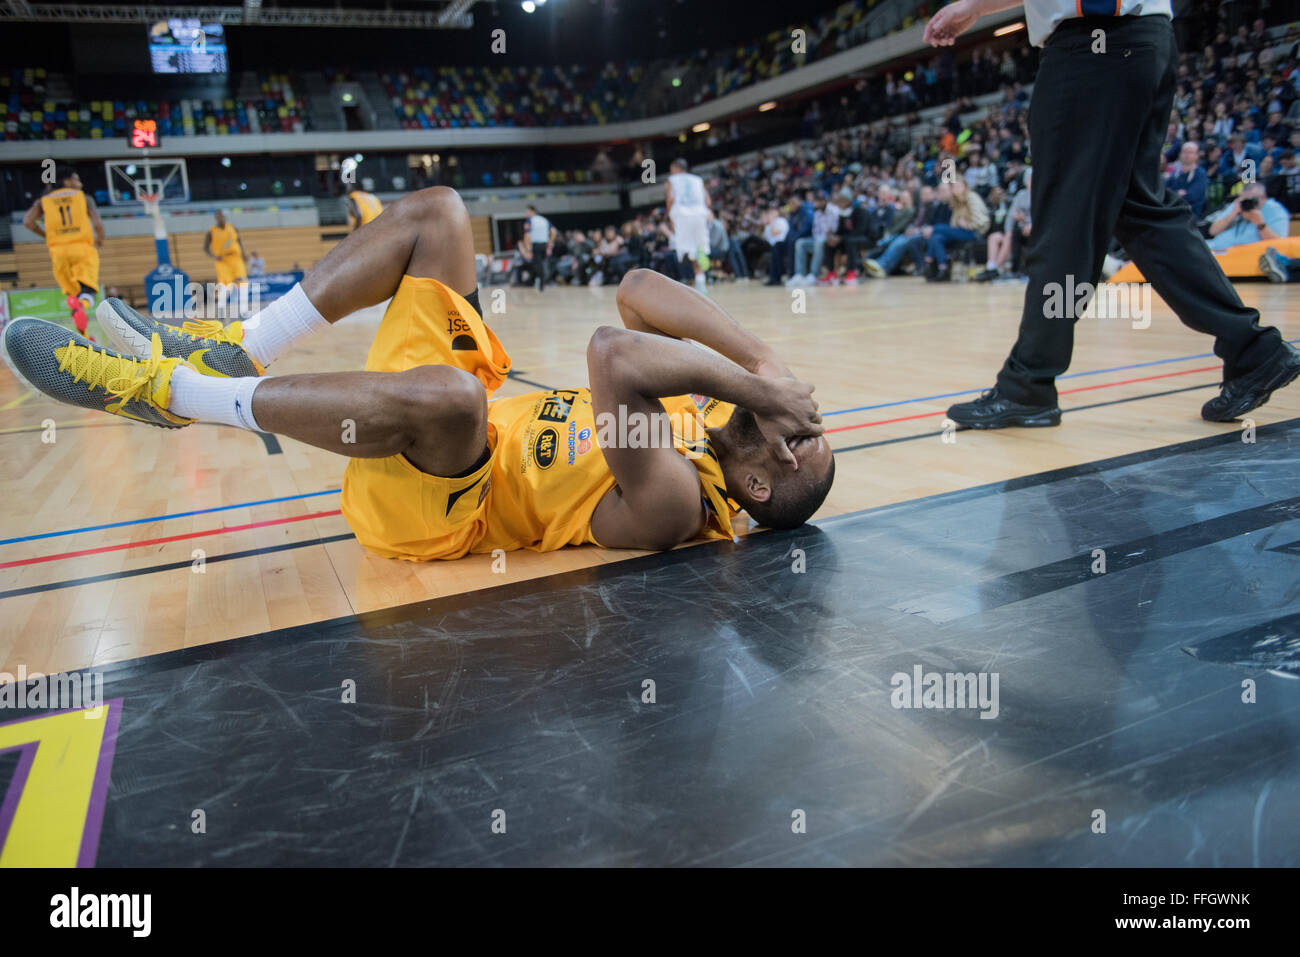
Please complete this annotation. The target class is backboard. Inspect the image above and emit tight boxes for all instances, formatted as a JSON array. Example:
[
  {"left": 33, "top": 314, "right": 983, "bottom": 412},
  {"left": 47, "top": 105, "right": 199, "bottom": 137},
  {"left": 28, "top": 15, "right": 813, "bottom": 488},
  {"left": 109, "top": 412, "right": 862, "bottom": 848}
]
[{"left": 103, "top": 157, "right": 190, "bottom": 207}]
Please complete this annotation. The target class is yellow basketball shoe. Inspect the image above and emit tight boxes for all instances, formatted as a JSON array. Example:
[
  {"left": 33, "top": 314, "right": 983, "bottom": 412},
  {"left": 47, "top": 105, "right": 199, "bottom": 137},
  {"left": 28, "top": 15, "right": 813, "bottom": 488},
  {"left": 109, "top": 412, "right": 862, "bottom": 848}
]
[
  {"left": 97, "top": 298, "right": 265, "bottom": 378},
  {"left": 1, "top": 317, "right": 194, "bottom": 429}
]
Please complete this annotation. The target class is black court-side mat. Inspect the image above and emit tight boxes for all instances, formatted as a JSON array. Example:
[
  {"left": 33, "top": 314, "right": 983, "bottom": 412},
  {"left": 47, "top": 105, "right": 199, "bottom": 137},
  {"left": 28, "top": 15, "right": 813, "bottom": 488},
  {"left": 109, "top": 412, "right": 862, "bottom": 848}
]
[{"left": 3, "top": 420, "right": 1299, "bottom": 867}]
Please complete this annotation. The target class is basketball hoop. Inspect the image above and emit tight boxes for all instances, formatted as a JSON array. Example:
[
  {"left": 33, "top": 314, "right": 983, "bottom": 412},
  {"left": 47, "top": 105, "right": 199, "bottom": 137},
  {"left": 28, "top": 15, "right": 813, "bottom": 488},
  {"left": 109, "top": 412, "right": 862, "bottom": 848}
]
[{"left": 139, "top": 192, "right": 166, "bottom": 242}]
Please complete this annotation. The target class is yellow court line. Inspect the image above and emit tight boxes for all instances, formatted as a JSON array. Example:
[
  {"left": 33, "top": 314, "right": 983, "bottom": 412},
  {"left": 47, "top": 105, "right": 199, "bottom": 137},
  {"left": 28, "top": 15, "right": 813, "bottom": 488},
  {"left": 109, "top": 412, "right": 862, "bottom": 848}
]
[{"left": 0, "top": 392, "right": 34, "bottom": 410}]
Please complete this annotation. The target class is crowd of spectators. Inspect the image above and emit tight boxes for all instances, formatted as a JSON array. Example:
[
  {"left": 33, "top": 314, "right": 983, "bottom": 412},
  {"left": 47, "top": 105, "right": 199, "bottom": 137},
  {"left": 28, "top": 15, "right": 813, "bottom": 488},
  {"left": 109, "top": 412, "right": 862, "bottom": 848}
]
[
  {"left": 515, "top": 83, "right": 1035, "bottom": 289},
  {"left": 520, "top": 2, "right": 1300, "bottom": 291}
]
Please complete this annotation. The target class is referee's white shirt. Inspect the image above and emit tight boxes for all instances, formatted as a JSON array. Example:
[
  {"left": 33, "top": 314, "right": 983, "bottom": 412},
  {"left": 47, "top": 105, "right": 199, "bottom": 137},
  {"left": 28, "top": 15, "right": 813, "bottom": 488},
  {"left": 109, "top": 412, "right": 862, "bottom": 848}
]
[
  {"left": 527, "top": 214, "right": 551, "bottom": 244},
  {"left": 1024, "top": 0, "right": 1173, "bottom": 48}
]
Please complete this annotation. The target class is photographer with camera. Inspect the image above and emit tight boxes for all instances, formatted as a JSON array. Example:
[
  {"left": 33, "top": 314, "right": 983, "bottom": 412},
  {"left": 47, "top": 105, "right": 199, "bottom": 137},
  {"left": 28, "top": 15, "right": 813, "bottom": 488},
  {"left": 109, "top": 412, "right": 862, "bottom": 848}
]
[{"left": 1206, "top": 183, "right": 1289, "bottom": 253}]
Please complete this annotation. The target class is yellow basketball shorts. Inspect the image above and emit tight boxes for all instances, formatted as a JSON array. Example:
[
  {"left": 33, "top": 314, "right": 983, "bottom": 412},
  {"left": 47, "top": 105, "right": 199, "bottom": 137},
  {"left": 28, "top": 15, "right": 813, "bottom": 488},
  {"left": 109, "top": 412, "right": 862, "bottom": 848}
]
[
  {"left": 49, "top": 244, "right": 99, "bottom": 297},
  {"left": 340, "top": 276, "right": 513, "bottom": 561},
  {"left": 215, "top": 256, "right": 247, "bottom": 286}
]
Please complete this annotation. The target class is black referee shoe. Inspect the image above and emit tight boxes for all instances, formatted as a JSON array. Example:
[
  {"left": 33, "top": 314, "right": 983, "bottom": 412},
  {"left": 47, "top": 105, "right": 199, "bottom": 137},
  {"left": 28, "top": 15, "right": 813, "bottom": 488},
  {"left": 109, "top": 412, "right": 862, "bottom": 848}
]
[
  {"left": 946, "top": 387, "right": 1062, "bottom": 429},
  {"left": 1201, "top": 341, "right": 1300, "bottom": 422}
]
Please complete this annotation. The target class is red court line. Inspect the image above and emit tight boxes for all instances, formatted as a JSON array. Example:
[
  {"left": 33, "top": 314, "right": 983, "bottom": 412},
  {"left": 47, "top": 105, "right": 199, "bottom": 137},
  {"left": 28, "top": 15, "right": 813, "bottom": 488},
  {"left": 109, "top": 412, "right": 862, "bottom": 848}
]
[
  {"left": 0, "top": 509, "right": 344, "bottom": 570},
  {"left": 1, "top": 363, "right": 1228, "bottom": 566},
  {"left": 825, "top": 364, "right": 1222, "bottom": 435}
]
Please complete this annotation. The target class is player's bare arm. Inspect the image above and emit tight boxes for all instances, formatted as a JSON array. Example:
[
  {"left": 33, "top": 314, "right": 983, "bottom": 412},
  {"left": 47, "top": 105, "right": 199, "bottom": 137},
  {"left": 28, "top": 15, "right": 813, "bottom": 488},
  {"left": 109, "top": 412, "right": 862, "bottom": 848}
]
[
  {"left": 23, "top": 199, "right": 45, "bottom": 239},
  {"left": 87, "top": 195, "right": 105, "bottom": 248},
  {"left": 203, "top": 231, "right": 216, "bottom": 259},
  {"left": 586, "top": 325, "right": 820, "bottom": 550},
  {"left": 616, "top": 267, "right": 783, "bottom": 373},
  {"left": 615, "top": 268, "right": 815, "bottom": 463}
]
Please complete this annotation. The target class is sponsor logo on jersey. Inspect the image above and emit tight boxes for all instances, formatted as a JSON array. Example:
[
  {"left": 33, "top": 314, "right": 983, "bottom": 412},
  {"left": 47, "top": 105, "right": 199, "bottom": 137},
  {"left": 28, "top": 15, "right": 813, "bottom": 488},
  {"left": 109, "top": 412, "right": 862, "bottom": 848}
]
[
  {"left": 566, "top": 422, "right": 594, "bottom": 464},
  {"left": 537, "top": 389, "right": 579, "bottom": 424},
  {"left": 533, "top": 427, "right": 558, "bottom": 470},
  {"left": 447, "top": 310, "right": 476, "bottom": 350}
]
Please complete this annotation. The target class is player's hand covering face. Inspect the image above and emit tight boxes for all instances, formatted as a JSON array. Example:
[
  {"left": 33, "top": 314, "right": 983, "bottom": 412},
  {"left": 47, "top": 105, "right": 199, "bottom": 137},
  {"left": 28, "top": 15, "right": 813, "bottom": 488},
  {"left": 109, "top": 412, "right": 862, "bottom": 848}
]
[{"left": 752, "top": 377, "right": 823, "bottom": 470}]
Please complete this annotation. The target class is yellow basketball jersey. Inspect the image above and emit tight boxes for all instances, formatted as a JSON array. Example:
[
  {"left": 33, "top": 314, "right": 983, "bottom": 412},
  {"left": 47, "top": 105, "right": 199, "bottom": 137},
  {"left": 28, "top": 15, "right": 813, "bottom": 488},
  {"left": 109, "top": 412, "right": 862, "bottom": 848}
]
[
  {"left": 40, "top": 188, "right": 92, "bottom": 248},
  {"left": 208, "top": 223, "right": 241, "bottom": 260},
  {"left": 348, "top": 190, "right": 383, "bottom": 226},
  {"left": 339, "top": 275, "right": 743, "bottom": 562},
  {"left": 475, "top": 388, "right": 740, "bottom": 554}
]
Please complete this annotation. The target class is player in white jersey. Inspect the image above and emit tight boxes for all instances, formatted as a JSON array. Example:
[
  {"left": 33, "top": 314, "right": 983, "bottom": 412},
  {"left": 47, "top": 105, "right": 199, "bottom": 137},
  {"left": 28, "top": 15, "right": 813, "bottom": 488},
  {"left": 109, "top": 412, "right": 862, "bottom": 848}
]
[{"left": 665, "top": 158, "right": 712, "bottom": 294}]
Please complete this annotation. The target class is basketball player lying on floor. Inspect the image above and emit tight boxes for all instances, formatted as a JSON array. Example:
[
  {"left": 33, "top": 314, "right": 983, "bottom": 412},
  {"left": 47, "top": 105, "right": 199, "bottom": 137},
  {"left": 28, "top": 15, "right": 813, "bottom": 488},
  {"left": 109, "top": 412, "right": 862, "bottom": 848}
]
[{"left": 1, "top": 187, "right": 835, "bottom": 559}]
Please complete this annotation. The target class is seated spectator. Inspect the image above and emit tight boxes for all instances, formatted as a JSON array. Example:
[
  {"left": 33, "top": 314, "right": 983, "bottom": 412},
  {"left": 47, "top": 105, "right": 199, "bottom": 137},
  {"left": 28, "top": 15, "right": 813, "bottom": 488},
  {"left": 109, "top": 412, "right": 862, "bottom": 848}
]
[
  {"left": 924, "top": 178, "right": 988, "bottom": 281},
  {"left": 1206, "top": 182, "right": 1288, "bottom": 251},
  {"left": 609, "top": 221, "right": 644, "bottom": 279},
  {"left": 1167, "top": 141, "right": 1209, "bottom": 217},
  {"left": 709, "top": 214, "right": 748, "bottom": 280},
  {"left": 863, "top": 184, "right": 951, "bottom": 278},
  {"left": 248, "top": 251, "right": 267, "bottom": 276},
  {"left": 1264, "top": 109, "right": 1290, "bottom": 144},
  {"left": 785, "top": 192, "right": 815, "bottom": 275},
  {"left": 1269, "top": 149, "right": 1300, "bottom": 211},
  {"left": 789, "top": 193, "right": 839, "bottom": 286},
  {"left": 1220, "top": 133, "right": 1258, "bottom": 184},
  {"left": 592, "top": 225, "right": 624, "bottom": 284},
  {"left": 977, "top": 185, "right": 1011, "bottom": 280},
  {"left": 839, "top": 192, "right": 876, "bottom": 270},
  {"left": 761, "top": 207, "right": 791, "bottom": 287}
]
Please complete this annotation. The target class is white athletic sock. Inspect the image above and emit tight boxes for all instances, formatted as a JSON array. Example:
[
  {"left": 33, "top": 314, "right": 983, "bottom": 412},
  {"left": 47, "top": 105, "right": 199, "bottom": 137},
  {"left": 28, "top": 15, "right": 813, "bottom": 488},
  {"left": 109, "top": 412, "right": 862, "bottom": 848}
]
[
  {"left": 169, "top": 365, "right": 265, "bottom": 432},
  {"left": 986, "top": 259, "right": 996, "bottom": 271},
  {"left": 238, "top": 283, "right": 329, "bottom": 368}
]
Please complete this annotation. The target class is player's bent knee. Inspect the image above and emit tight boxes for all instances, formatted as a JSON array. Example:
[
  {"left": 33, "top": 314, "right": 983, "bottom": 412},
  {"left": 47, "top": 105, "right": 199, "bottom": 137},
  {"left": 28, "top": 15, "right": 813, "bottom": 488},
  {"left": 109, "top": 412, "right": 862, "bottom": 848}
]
[
  {"left": 400, "top": 365, "right": 487, "bottom": 436},
  {"left": 400, "top": 186, "right": 468, "bottom": 227},
  {"left": 587, "top": 324, "right": 632, "bottom": 367}
]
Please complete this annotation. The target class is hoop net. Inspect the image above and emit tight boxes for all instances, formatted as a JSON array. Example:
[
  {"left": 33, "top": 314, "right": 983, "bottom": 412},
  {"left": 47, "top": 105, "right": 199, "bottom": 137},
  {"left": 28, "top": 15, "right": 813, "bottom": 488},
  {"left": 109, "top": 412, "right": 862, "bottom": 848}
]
[{"left": 138, "top": 191, "right": 166, "bottom": 240}]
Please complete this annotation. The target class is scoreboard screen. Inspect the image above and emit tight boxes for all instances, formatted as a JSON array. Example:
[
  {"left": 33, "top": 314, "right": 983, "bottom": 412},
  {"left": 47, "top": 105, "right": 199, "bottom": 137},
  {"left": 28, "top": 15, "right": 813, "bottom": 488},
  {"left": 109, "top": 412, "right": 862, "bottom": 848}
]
[
  {"left": 127, "top": 118, "right": 161, "bottom": 149},
  {"left": 148, "top": 19, "right": 228, "bottom": 74}
]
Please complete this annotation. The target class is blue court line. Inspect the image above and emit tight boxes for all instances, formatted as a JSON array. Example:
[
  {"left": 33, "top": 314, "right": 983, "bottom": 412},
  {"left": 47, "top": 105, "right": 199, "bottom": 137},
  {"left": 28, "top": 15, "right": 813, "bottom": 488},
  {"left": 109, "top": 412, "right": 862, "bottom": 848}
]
[
  {"left": 0, "top": 488, "right": 340, "bottom": 546},
  {"left": 821, "top": 340, "right": 1299, "bottom": 418},
  {"left": 6, "top": 341, "right": 1297, "bottom": 547}
]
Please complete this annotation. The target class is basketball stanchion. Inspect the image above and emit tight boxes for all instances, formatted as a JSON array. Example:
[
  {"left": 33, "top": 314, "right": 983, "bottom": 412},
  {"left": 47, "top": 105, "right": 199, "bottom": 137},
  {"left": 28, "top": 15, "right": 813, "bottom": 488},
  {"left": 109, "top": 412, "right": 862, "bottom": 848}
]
[{"left": 139, "top": 190, "right": 188, "bottom": 322}]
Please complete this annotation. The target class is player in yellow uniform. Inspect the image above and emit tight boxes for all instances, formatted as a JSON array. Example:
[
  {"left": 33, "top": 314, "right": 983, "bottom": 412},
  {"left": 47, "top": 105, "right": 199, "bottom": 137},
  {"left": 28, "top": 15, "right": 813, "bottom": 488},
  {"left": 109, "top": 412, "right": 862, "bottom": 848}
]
[
  {"left": 5, "top": 188, "right": 835, "bottom": 558},
  {"left": 345, "top": 190, "right": 383, "bottom": 230},
  {"left": 203, "top": 210, "right": 248, "bottom": 291},
  {"left": 22, "top": 166, "right": 105, "bottom": 338}
]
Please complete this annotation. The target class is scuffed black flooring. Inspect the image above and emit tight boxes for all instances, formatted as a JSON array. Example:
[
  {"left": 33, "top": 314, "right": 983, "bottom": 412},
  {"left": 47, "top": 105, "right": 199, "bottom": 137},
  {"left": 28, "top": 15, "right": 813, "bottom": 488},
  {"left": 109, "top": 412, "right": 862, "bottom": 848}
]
[{"left": 9, "top": 420, "right": 1300, "bottom": 866}]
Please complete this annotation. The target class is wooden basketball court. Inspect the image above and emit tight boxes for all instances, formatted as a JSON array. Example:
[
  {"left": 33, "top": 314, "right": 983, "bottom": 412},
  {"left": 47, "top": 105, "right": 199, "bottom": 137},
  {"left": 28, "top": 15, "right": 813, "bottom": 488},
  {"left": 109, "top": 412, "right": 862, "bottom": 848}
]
[{"left": 1, "top": 276, "right": 1295, "bottom": 678}]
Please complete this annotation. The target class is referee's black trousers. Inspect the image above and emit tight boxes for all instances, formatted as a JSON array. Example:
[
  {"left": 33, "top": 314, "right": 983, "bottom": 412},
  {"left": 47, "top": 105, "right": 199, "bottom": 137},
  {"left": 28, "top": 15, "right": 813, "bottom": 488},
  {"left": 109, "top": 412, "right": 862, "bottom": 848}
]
[{"left": 997, "top": 15, "right": 1282, "bottom": 406}]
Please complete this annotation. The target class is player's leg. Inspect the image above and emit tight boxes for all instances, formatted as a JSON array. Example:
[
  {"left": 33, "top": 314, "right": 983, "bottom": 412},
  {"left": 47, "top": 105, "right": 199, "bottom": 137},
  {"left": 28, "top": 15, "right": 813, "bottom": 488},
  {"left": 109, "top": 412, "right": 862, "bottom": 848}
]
[
  {"left": 99, "top": 187, "right": 478, "bottom": 371},
  {"left": 302, "top": 185, "right": 477, "bottom": 318},
  {"left": 184, "top": 187, "right": 492, "bottom": 470},
  {"left": 51, "top": 250, "right": 90, "bottom": 337},
  {"left": 2, "top": 314, "right": 487, "bottom": 477},
  {"left": 249, "top": 365, "right": 487, "bottom": 475},
  {"left": 73, "top": 245, "right": 99, "bottom": 335}
]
